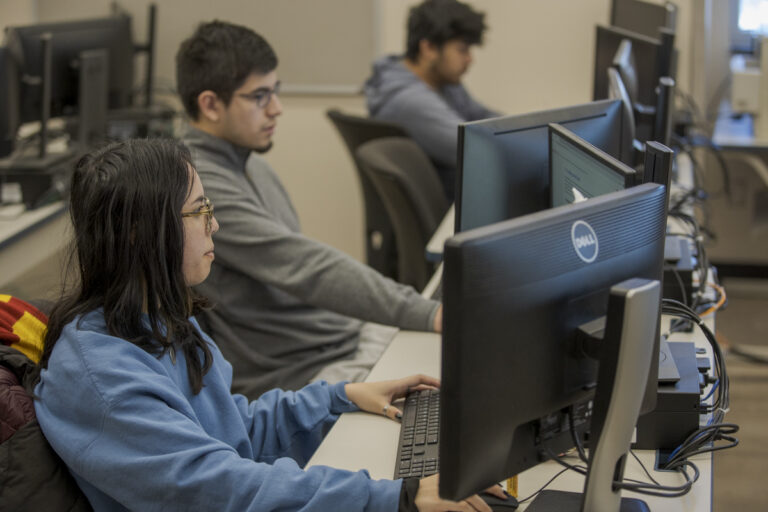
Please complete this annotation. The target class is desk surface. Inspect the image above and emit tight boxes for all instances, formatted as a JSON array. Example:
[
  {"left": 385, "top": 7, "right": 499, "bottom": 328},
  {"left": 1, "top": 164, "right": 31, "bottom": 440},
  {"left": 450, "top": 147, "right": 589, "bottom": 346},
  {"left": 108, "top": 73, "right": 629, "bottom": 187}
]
[
  {"left": 0, "top": 201, "right": 68, "bottom": 289},
  {"left": 310, "top": 153, "right": 714, "bottom": 509},
  {"left": 712, "top": 112, "right": 768, "bottom": 150},
  {"left": 307, "top": 300, "right": 715, "bottom": 510}
]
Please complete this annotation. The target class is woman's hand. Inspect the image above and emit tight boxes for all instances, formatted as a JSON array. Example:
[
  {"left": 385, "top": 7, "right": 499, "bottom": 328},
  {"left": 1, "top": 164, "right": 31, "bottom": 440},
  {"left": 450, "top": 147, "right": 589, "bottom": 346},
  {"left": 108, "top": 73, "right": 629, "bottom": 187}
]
[
  {"left": 414, "top": 474, "right": 508, "bottom": 511},
  {"left": 344, "top": 374, "right": 439, "bottom": 421}
]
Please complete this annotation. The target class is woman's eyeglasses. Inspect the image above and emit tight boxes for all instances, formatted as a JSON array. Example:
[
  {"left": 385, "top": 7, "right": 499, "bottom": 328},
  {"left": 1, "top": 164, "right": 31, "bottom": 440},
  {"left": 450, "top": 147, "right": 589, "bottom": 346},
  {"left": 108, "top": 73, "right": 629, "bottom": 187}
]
[{"left": 182, "top": 197, "right": 214, "bottom": 233}]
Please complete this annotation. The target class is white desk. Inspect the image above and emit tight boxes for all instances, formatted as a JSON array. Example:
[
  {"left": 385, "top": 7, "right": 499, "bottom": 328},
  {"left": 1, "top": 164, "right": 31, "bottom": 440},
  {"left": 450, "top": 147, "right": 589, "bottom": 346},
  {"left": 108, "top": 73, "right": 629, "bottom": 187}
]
[
  {"left": 426, "top": 204, "right": 454, "bottom": 262},
  {"left": 0, "top": 201, "right": 68, "bottom": 289},
  {"left": 307, "top": 290, "right": 716, "bottom": 510},
  {"left": 310, "top": 174, "right": 716, "bottom": 509}
]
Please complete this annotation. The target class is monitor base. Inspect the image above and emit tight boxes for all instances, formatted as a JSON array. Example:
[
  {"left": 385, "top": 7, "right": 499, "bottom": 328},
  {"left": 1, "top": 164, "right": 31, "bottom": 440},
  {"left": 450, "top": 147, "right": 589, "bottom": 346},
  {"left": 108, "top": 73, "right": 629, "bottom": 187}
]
[{"left": 526, "top": 490, "right": 649, "bottom": 511}]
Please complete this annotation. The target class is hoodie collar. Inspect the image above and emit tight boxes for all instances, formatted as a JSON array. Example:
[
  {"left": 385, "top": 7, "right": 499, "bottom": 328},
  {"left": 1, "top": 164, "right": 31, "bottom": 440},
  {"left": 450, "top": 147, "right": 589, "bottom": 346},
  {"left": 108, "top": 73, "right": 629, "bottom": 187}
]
[{"left": 182, "top": 125, "right": 252, "bottom": 172}]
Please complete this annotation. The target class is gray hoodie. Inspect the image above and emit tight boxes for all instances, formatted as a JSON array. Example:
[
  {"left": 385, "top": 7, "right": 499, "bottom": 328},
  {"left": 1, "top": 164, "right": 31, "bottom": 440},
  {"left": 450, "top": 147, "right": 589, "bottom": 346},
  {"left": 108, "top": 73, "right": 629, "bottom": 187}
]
[
  {"left": 364, "top": 55, "right": 499, "bottom": 200},
  {"left": 184, "top": 127, "right": 440, "bottom": 399}
]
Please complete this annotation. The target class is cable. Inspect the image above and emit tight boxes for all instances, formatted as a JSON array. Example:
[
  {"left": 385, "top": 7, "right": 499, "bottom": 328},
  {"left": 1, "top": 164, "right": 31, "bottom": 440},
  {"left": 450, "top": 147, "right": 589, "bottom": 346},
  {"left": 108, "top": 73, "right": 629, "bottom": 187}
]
[
  {"left": 629, "top": 450, "right": 660, "bottom": 487},
  {"left": 659, "top": 298, "right": 740, "bottom": 467},
  {"left": 616, "top": 459, "right": 700, "bottom": 498},
  {"left": 699, "top": 282, "right": 726, "bottom": 318},
  {"left": 516, "top": 467, "right": 571, "bottom": 505},
  {"left": 729, "top": 345, "right": 768, "bottom": 365},
  {"left": 541, "top": 446, "right": 699, "bottom": 499},
  {"left": 568, "top": 407, "right": 588, "bottom": 464}
]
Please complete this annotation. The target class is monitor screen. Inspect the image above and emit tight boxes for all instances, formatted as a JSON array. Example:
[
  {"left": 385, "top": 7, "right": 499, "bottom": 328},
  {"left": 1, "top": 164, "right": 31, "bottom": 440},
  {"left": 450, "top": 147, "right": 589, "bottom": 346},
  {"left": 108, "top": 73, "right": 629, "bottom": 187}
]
[
  {"left": 549, "top": 123, "right": 636, "bottom": 207},
  {"left": 611, "top": 0, "right": 677, "bottom": 39},
  {"left": 456, "top": 99, "right": 628, "bottom": 233},
  {"left": 440, "top": 182, "right": 666, "bottom": 501}
]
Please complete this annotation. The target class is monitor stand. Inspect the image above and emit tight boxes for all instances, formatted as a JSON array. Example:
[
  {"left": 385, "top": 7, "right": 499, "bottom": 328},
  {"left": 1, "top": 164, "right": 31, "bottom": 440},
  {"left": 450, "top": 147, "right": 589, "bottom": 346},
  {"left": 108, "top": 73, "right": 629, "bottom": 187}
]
[{"left": 527, "top": 278, "right": 660, "bottom": 512}]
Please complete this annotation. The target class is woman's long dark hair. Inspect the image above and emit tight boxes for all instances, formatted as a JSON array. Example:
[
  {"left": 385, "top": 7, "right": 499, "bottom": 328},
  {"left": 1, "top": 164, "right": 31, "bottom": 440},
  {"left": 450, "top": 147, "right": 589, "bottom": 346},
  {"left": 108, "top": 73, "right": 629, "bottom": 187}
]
[{"left": 30, "top": 139, "right": 213, "bottom": 393}]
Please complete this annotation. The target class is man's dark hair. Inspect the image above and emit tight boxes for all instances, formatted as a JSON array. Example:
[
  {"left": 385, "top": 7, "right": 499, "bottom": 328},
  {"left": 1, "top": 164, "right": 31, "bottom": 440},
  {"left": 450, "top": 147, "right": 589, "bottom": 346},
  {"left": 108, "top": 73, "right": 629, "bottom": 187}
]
[
  {"left": 405, "top": 0, "right": 486, "bottom": 61},
  {"left": 31, "top": 139, "right": 213, "bottom": 394},
  {"left": 176, "top": 21, "right": 278, "bottom": 120}
]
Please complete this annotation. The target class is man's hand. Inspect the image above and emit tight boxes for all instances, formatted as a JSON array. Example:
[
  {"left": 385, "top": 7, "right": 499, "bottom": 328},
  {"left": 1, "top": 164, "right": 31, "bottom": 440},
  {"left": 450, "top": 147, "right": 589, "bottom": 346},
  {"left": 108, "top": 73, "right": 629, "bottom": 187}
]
[{"left": 433, "top": 305, "right": 443, "bottom": 333}]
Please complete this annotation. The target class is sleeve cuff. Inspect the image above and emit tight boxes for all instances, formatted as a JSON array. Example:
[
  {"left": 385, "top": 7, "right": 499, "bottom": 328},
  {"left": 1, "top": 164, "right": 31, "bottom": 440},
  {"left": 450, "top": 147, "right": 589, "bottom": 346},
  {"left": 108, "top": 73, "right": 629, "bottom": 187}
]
[
  {"left": 366, "top": 476, "right": 402, "bottom": 512},
  {"left": 329, "top": 381, "right": 360, "bottom": 415}
]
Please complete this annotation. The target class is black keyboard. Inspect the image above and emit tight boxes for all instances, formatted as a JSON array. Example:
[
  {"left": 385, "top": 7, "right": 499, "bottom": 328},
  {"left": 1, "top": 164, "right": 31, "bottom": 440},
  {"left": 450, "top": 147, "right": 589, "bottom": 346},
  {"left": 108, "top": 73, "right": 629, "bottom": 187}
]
[{"left": 393, "top": 389, "right": 440, "bottom": 479}]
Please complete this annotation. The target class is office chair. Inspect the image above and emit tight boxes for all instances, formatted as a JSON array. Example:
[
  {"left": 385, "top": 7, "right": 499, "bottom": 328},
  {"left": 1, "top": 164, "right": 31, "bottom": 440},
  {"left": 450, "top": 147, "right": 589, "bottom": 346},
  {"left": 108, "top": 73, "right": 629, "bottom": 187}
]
[
  {"left": 355, "top": 137, "right": 450, "bottom": 290},
  {"left": 326, "top": 109, "right": 409, "bottom": 281}
]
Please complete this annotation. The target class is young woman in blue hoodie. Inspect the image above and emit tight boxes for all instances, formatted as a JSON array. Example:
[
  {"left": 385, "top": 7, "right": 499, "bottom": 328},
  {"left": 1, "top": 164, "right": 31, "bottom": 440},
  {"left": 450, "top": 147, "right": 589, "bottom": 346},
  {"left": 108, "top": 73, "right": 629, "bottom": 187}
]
[{"left": 30, "top": 139, "right": 504, "bottom": 511}]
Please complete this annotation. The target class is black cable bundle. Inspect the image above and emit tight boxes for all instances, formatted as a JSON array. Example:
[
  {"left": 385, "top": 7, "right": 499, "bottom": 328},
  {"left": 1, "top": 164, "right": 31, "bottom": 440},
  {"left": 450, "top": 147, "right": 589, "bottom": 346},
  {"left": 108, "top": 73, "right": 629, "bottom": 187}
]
[{"left": 660, "top": 298, "right": 739, "bottom": 469}]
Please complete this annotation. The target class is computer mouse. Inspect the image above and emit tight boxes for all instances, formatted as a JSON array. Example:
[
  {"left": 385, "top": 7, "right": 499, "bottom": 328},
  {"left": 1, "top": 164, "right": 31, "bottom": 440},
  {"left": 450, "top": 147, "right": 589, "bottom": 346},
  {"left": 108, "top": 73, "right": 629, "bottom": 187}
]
[{"left": 482, "top": 493, "right": 519, "bottom": 510}]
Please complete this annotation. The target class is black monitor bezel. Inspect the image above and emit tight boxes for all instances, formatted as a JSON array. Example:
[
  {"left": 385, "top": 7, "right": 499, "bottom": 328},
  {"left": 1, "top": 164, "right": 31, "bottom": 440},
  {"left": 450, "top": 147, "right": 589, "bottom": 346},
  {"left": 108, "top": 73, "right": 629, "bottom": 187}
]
[
  {"left": 548, "top": 122, "right": 637, "bottom": 208},
  {"left": 593, "top": 24, "right": 662, "bottom": 107},
  {"left": 4, "top": 14, "right": 134, "bottom": 124},
  {"left": 439, "top": 182, "right": 666, "bottom": 501},
  {"left": 455, "top": 99, "right": 627, "bottom": 234}
]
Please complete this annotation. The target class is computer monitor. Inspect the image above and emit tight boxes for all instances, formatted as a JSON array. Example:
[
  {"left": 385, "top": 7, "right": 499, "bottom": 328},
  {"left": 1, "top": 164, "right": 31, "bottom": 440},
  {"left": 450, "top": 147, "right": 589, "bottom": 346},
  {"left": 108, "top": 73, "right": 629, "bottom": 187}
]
[
  {"left": 549, "top": 123, "right": 636, "bottom": 207},
  {"left": 608, "top": 65, "right": 639, "bottom": 159},
  {"left": 641, "top": 140, "right": 674, "bottom": 191},
  {"left": 652, "top": 76, "right": 675, "bottom": 147},
  {"left": 0, "top": 46, "right": 20, "bottom": 158},
  {"left": 593, "top": 25, "right": 665, "bottom": 108},
  {"left": 456, "top": 99, "right": 628, "bottom": 233},
  {"left": 611, "top": 39, "right": 640, "bottom": 106},
  {"left": 440, "top": 182, "right": 666, "bottom": 507},
  {"left": 3, "top": 14, "right": 134, "bottom": 124},
  {"left": 611, "top": 0, "right": 677, "bottom": 40}
]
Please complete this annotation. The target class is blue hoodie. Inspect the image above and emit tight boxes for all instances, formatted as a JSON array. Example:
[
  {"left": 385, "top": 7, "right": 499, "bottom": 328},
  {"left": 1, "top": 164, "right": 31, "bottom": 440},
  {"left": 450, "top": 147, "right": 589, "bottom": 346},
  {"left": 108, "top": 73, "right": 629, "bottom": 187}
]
[
  {"left": 364, "top": 55, "right": 499, "bottom": 199},
  {"left": 34, "top": 311, "right": 401, "bottom": 511}
]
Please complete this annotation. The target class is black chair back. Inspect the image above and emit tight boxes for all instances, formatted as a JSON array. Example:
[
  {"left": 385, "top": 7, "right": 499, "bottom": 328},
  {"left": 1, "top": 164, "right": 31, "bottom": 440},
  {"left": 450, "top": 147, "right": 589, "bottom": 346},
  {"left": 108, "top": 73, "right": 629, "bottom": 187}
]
[
  {"left": 326, "top": 109, "right": 409, "bottom": 281},
  {"left": 356, "top": 137, "right": 449, "bottom": 290}
]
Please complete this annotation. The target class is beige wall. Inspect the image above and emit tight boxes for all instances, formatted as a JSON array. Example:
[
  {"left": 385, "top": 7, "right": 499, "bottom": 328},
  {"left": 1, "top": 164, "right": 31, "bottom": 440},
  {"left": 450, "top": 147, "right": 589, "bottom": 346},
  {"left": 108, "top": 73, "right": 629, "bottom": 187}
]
[
  {"left": 0, "top": 0, "right": 37, "bottom": 32},
  {"left": 6, "top": 0, "right": 730, "bottom": 261}
]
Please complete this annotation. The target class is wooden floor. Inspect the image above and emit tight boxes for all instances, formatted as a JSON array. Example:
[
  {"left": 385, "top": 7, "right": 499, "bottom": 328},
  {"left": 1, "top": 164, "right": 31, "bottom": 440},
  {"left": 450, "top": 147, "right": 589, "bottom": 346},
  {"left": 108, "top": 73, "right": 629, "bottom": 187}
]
[{"left": 711, "top": 277, "right": 768, "bottom": 511}]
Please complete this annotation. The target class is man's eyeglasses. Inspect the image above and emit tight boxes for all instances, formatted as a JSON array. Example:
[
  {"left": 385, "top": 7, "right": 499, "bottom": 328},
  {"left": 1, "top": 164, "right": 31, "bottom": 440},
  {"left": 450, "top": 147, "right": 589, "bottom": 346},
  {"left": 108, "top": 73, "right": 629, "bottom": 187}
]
[
  {"left": 236, "top": 81, "right": 281, "bottom": 108},
  {"left": 182, "top": 197, "right": 214, "bottom": 233}
]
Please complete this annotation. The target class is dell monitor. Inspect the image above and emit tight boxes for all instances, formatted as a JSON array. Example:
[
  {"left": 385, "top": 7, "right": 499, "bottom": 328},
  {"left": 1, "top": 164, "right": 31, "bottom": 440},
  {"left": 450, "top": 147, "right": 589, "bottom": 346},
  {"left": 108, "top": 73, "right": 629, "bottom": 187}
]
[
  {"left": 456, "top": 99, "right": 629, "bottom": 232},
  {"left": 611, "top": 0, "right": 678, "bottom": 40},
  {"left": 440, "top": 182, "right": 666, "bottom": 508},
  {"left": 549, "top": 123, "right": 636, "bottom": 207}
]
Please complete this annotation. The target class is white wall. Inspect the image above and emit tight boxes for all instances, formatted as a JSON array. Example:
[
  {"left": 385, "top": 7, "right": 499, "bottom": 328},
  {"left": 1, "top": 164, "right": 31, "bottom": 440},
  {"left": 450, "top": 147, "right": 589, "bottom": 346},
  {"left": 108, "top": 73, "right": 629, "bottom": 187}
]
[{"left": 8, "top": 0, "right": 730, "bottom": 262}]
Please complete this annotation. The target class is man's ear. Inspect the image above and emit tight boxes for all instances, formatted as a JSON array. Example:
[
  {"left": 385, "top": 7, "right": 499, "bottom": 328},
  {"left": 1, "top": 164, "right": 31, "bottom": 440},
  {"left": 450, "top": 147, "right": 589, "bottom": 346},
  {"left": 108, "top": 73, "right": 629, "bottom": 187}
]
[
  {"left": 418, "top": 39, "right": 440, "bottom": 62},
  {"left": 197, "top": 90, "right": 222, "bottom": 123}
]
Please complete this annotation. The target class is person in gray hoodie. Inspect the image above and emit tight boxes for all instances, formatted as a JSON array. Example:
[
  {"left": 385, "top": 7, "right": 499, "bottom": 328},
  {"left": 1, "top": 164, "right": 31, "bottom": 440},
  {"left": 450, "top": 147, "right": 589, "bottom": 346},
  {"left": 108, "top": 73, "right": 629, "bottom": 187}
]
[
  {"left": 364, "top": 0, "right": 500, "bottom": 201},
  {"left": 175, "top": 21, "right": 442, "bottom": 400}
]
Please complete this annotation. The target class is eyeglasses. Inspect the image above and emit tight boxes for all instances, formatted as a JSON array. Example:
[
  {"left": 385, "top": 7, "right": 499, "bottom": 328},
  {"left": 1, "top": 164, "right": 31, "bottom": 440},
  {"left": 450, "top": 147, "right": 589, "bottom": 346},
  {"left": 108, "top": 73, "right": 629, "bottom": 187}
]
[
  {"left": 236, "top": 81, "right": 281, "bottom": 108},
  {"left": 181, "top": 197, "right": 214, "bottom": 233}
]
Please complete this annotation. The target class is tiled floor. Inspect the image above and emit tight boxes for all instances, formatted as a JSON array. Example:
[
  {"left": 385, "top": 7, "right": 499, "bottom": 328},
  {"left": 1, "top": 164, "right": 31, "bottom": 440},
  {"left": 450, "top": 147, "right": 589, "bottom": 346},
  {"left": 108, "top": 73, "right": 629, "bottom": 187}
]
[{"left": 711, "top": 278, "right": 768, "bottom": 511}]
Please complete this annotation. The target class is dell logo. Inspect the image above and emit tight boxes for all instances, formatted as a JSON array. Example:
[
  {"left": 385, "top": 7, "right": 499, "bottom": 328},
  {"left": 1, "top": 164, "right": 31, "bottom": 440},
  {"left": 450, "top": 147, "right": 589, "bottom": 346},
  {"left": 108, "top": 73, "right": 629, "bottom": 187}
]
[{"left": 571, "top": 220, "right": 598, "bottom": 263}]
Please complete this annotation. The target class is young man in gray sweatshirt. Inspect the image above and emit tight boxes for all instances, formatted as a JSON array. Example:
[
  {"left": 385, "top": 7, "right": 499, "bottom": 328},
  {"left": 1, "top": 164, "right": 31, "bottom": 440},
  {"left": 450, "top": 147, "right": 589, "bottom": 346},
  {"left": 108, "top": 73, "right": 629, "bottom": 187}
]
[
  {"left": 364, "top": 0, "right": 499, "bottom": 201},
  {"left": 175, "top": 21, "right": 442, "bottom": 400}
]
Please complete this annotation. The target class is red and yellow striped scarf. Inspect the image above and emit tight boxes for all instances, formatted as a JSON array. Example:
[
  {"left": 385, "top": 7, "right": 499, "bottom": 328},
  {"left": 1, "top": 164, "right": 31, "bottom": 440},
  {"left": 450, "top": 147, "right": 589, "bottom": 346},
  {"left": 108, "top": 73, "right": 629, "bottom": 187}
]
[{"left": 0, "top": 295, "right": 47, "bottom": 363}]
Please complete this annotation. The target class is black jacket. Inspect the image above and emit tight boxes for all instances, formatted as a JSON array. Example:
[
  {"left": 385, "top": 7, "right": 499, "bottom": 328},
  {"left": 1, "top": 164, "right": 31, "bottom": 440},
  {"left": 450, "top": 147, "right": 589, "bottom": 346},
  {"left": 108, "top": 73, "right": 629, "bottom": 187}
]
[{"left": 0, "top": 344, "right": 91, "bottom": 512}]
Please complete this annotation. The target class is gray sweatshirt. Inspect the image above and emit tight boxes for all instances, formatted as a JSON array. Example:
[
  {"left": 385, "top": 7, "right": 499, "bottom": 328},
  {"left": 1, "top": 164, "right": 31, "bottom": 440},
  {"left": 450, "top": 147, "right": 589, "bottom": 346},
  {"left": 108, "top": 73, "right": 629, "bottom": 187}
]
[
  {"left": 184, "top": 127, "right": 440, "bottom": 399},
  {"left": 364, "top": 55, "right": 499, "bottom": 199}
]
